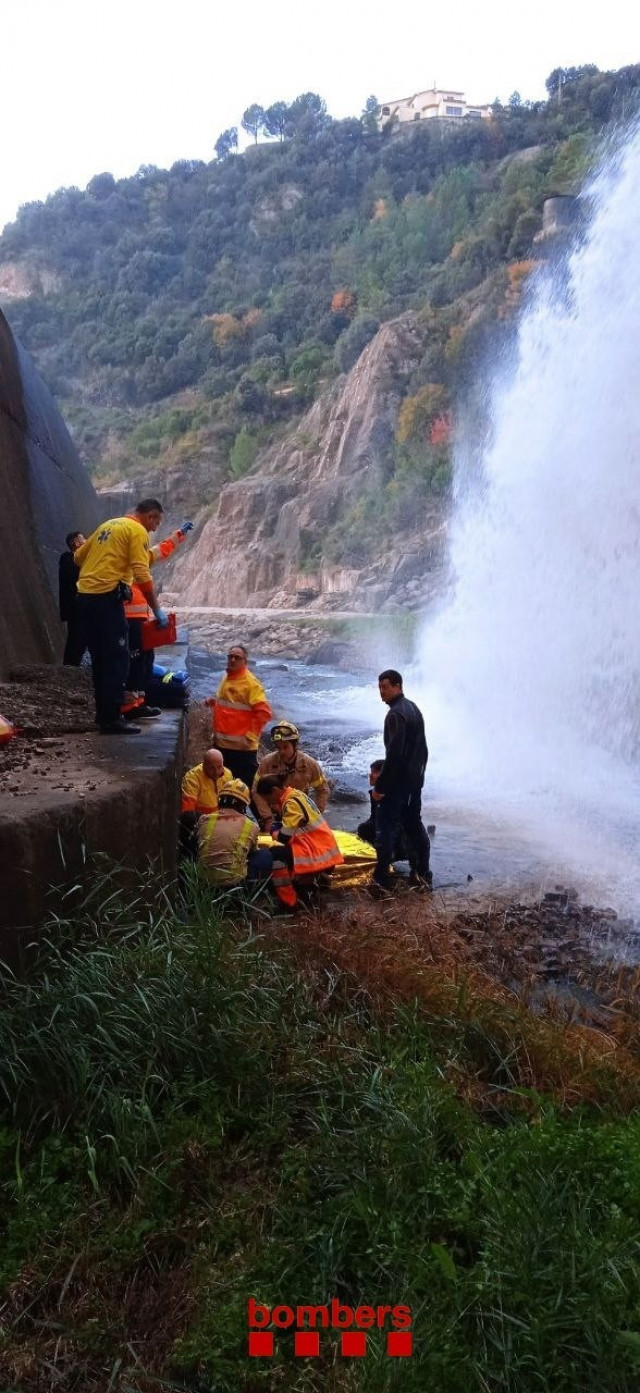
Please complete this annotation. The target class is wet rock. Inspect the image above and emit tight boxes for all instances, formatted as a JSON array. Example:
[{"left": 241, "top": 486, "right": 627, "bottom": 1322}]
[{"left": 331, "top": 783, "right": 368, "bottom": 805}]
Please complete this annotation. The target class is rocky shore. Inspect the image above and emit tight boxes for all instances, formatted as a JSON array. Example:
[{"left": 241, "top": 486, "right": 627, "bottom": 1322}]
[{"left": 169, "top": 605, "right": 416, "bottom": 668}]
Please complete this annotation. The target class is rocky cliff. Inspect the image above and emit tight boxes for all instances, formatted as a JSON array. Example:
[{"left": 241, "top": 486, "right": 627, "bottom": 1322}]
[
  {"left": 171, "top": 315, "right": 448, "bottom": 612},
  {"left": 0, "top": 309, "right": 99, "bottom": 677}
]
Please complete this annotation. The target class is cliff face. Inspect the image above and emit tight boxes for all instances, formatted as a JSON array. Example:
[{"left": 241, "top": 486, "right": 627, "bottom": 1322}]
[
  {"left": 0, "top": 309, "right": 99, "bottom": 677},
  {"left": 172, "top": 315, "right": 447, "bottom": 611}
]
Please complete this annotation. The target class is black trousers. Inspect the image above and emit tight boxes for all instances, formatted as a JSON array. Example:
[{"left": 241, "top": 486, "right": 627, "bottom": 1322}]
[
  {"left": 374, "top": 788, "right": 431, "bottom": 887},
  {"left": 217, "top": 749, "right": 259, "bottom": 788},
  {"left": 63, "top": 604, "right": 87, "bottom": 666},
  {"left": 127, "top": 618, "right": 154, "bottom": 694},
  {"left": 77, "top": 590, "right": 129, "bottom": 728}
]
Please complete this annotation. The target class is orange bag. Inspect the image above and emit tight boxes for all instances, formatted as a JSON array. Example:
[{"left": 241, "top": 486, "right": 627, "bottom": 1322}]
[{"left": 141, "top": 612, "right": 177, "bottom": 650}]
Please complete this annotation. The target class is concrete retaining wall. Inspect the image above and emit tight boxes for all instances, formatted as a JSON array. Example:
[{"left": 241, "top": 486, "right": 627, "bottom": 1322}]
[
  {"left": 0, "top": 713, "right": 185, "bottom": 963},
  {"left": 0, "top": 308, "right": 99, "bottom": 678}
]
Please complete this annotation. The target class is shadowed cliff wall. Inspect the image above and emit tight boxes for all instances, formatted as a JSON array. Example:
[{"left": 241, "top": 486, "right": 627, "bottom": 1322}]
[{"left": 0, "top": 309, "right": 99, "bottom": 677}]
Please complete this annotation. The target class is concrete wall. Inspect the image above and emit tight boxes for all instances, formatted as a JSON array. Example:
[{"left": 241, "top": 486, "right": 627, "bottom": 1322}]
[
  {"left": 0, "top": 713, "right": 185, "bottom": 962},
  {"left": 0, "top": 309, "right": 99, "bottom": 677}
]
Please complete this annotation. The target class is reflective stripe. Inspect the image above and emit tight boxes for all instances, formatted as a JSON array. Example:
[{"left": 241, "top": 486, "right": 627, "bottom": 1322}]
[
  {"left": 199, "top": 812, "right": 255, "bottom": 884},
  {"left": 282, "top": 790, "right": 343, "bottom": 877},
  {"left": 124, "top": 581, "right": 152, "bottom": 621}
]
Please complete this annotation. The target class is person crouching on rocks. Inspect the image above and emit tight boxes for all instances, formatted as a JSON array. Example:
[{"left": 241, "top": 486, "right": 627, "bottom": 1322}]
[{"left": 255, "top": 774, "right": 343, "bottom": 913}]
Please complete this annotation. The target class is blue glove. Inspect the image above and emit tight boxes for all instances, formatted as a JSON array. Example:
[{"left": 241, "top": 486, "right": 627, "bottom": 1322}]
[
  {"left": 179, "top": 521, "right": 194, "bottom": 534},
  {"left": 155, "top": 608, "right": 169, "bottom": 629}
]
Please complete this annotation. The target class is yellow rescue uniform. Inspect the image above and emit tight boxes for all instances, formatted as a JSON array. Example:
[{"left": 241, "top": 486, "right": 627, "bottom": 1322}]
[
  {"left": 197, "top": 809, "right": 259, "bottom": 886},
  {"left": 271, "top": 788, "right": 343, "bottom": 907},
  {"left": 212, "top": 668, "right": 272, "bottom": 752},
  {"left": 75, "top": 517, "right": 151, "bottom": 594},
  {"left": 181, "top": 762, "right": 233, "bottom": 815},
  {"left": 252, "top": 750, "right": 329, "bottom": 821}
]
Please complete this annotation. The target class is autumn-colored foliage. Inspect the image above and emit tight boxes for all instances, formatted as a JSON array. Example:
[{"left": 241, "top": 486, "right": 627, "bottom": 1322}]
[
  {"left": 206, "top": 308, "right": 262, "bottom": 347},
  {"left": 445, "top": 323, "right": 465, "bottom": 363},
  {"left": 372, "top": 198, "right": 388, "bottom": 221},
  {"left": 396, "top": 383, "right": 447, "bottom": 444},
  {"left": 500, "top": 259, "right": 536, "bottom": 318},
  {"left": 330, "top": 288, "right": 357, "bottom": 317},
  {"left": 429, "top": 412, "right": 452, "bottom": 446}
]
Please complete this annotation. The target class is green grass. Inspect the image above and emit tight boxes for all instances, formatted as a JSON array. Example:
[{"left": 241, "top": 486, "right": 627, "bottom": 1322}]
[{"left": 1, "top": 869, "right": 640, "bottom": 1390}]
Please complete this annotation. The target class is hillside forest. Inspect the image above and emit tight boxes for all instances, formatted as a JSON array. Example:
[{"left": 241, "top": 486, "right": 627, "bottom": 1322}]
[{"left": 1, "top": 63, "right": 638, "bottom": 568}]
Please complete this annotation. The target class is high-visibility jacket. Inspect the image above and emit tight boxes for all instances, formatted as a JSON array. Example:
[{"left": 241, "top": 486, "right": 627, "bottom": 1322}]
[
  {"left": 277, "top": 788, "right": 343, "bottom": 877},
  {"left": 212, "top": 668, "right": 272, "bottom": 753},
  {"left": 197, "top": 809, "right": 259, "bottom": 886},
  {"left": 124, "top": 529, "right": 186, "bottom": 621},
  {"left": 181, "top": 762, "right": 233, "bottom": 815},
  {"left": 75, "top": 517, "right": 151, "bottom": 595},
  {"left": 252, "top": 750, "right": 329, "bottom": 821}
]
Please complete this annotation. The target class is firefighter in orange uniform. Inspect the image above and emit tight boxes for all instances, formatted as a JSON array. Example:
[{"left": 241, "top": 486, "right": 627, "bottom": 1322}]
[
  {"left": 206, "top": 644, "right": 272, "bottom": 786},
  {"left": 124, "top": 520, "right": 194, "bottom": 719},
  {"left": 254, "top": 774, "right": 343, "bottom": 912}
]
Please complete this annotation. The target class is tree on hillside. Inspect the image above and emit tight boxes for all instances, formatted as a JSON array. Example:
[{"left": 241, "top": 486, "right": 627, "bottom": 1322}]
[
  {"left": 334, "top": 313, "right": 379, "bottom": 373},
  {"left": 242, "top": 104, "right": 266, "bottom": 144},
  {"left": 362, "top": 95, "right": 379, "bottom": 134},
  {"left": 285, "top": 93, "right": 328, "bottom": 140},
  {"left": 214, "top": 127, "right": 238, "bottom": 160},
  {"left": 86, "top": 172, "right": 117, "bottom": 199},
  {"left": 264, "top": 101, "right": 290, "bottom": 141},
  {"left": 545, "top": 65, "right": 599, "bottom": 98}
]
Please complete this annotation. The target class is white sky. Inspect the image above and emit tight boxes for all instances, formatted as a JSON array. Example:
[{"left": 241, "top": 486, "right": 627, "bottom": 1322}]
[{"left": 2, "top": 0, "right": 639, "bottom": 232}]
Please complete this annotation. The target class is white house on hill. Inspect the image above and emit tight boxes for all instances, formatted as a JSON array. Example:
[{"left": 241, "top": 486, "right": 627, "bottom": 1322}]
[{"left": 378, "top": 86, "right": 492, "bottom": 128}]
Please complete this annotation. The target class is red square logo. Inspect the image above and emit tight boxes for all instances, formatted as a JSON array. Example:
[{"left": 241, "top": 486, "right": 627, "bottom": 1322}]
[
  {"left": 341, "top": 1332, "right": 367, "bottom": 1356},
  {"left": 295, "top": 1331, "right": 320, "bottom": 1357},
  {"left": 249, "top": 1331, "right": 274, "bottom": 1356},
  {"left": 387, "top": 1331, "right": 412, "bottom": 1356}
]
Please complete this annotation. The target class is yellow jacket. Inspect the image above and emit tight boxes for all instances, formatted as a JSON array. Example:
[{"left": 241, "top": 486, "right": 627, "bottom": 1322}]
[
  {"left": 181, "top": 762, "right": 233, "bottom": 815},
  {"left": 253, "top": 750, "right": 329, "bottom": 821},
  {"left": 75, "top": 517, "right": 151, "bottom": 595},
  {"left": 212, "top": 668, "right": 272, "bottom": 752}
]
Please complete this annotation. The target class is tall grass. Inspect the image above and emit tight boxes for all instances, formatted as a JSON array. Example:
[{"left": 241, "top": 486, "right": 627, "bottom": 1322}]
[{"left": 1, "top": 871, "right": 640, "bottom": 1391}]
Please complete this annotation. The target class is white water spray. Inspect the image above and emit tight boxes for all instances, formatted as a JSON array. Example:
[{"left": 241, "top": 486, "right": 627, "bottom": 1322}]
[{"left": 413, "top": 126, "right": 640, "bottom": 909}]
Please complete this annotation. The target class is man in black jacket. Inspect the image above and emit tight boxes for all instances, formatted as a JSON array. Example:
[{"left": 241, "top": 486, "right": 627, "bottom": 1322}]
[
  {"left": 58, "top": 531, "right": 87, "bottom": 666},
  {"left": 372, "top": 669, "right": 432, "bottom": 891}
]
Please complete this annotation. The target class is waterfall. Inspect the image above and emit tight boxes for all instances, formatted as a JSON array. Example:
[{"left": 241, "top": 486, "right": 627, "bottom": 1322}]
[{"left": 413, "top": 124, "right": 640, "bottom": 908}]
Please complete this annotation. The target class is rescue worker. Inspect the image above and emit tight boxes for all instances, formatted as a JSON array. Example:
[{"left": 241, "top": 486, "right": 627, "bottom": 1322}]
[
  {"left": 125, "top": 519, "right": 194, "bottom": 719},
  {"left": 252, "top": 721, "right": 330, "bottom": 829},
  {"left": 181, "top": 748, "right": 233, "bottom": 816},
  {"left": 206, "top": 644, "right": 272, "bottom": 786},
  {"left": 254, "top": 774, "right": 343, "bottom": 912},
  {"left": 58, "top": 531, "right": 87, "bottom": 666},
  {"left": 372, "top": 669, "right": 432, "bottom": 892},
  {"left": 74, "top": 499, "right": 169, "bottom": 734},
  {"left": 197, "top": 779, "right": 272, "bottom": 888}
]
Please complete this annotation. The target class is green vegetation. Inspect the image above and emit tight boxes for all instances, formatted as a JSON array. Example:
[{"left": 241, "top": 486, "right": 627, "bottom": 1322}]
[
  {"left": 2, "top": 867, "right": 640, "bottom": 1390},
  {"left": 1, "top": 63, "right": 638, "bottom": 514}
]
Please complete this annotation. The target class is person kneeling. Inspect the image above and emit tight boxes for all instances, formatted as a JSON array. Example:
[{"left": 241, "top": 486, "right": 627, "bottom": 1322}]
[
  {"left": 197, "top": 780, "right": 271, "bottom": 889},
  {"left": 255, "top": 774, "right": 343, "bottom": 912}
]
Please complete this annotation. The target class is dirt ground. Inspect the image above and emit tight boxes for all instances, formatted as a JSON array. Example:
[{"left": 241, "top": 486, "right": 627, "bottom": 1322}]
[{"left": 0, "top": 665, "right": 100, "bottom": 799}]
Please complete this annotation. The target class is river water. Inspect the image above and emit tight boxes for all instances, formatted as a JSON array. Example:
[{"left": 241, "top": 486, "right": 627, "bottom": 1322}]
[
  {"left": 188, "top": 647, "right": 563, "bottom": 898},
  {"left": 190, "top": 122, "right": 640, "bottom": 923}
]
